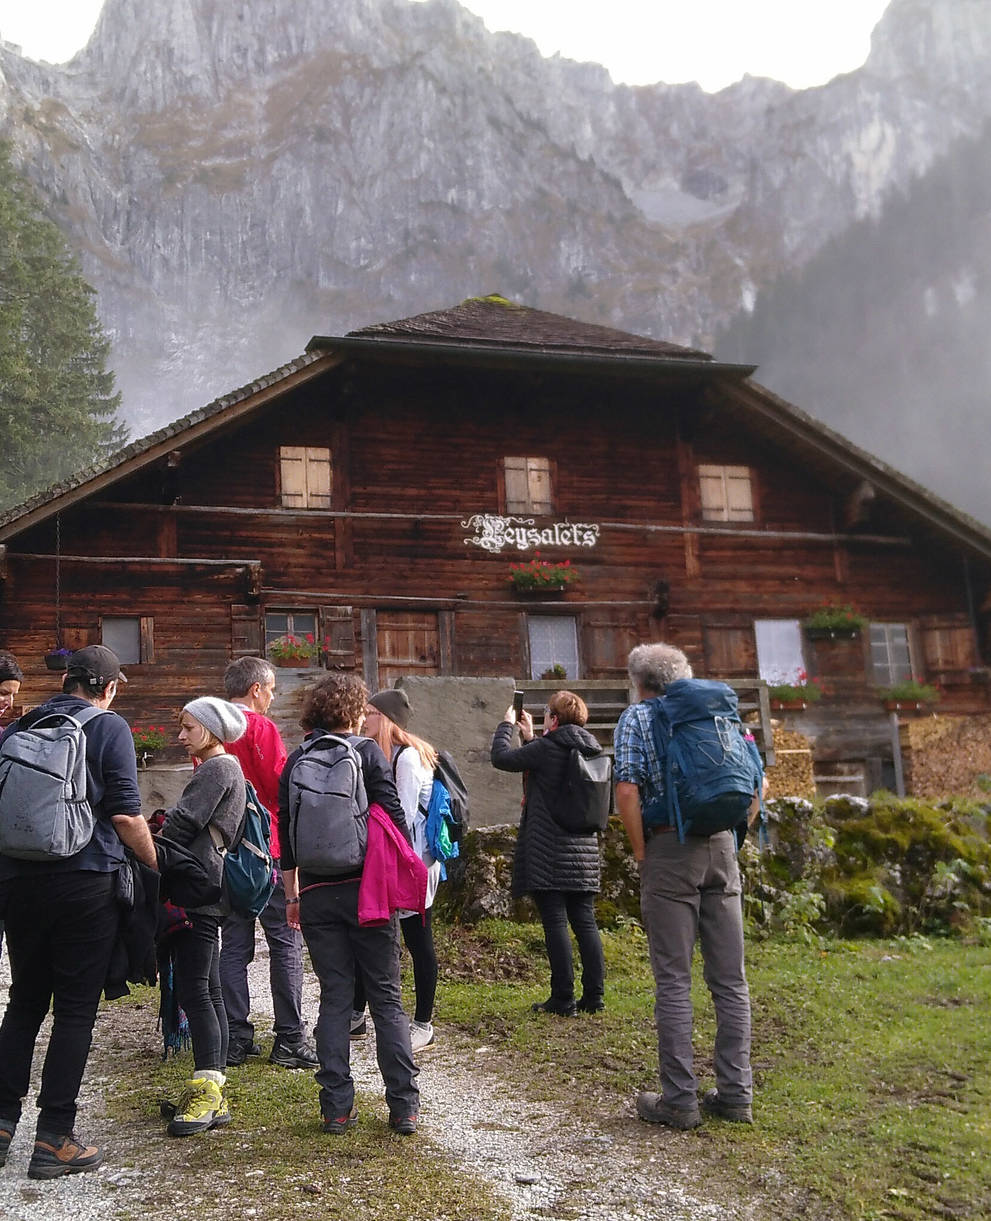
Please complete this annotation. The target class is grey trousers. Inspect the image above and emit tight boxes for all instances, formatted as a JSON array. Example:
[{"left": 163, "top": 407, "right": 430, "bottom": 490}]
[
  {"left": 219, "top": 867, "right": 304, "bottom": 1043},
  {"left": 300, "top": 879, "right": 419, "bottom": 1119},
  {"left": 639, "top": 828, "right": 752, "bottom": 1109}
]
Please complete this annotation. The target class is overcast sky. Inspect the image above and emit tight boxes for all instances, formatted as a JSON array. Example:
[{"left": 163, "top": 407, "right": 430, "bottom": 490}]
[{"left": 0, "top": 0, "right": 891, "bottom": 91}]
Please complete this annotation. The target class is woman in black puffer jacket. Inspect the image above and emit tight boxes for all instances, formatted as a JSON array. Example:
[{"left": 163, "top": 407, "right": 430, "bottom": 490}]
[{"left": 491, "top": 691, "right": 606, "bottom": 1017}]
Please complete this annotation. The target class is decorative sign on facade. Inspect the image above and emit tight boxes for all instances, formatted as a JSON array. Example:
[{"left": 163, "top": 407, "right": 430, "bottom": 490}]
[{"left": 462, "top": 514, "right": 601, "bottom": 554}]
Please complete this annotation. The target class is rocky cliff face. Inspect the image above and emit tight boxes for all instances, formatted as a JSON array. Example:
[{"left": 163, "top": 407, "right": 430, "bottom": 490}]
[{"left": 0, "top": 0, "right": 989, "bottom": 448}]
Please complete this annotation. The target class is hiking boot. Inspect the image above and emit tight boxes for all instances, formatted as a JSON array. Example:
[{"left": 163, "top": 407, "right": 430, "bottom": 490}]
[
  {"left": 701, "top": 1089, "right": 754, "bottom": 1124},
  {"left": 410, "top": 1020, "right": 435, "bottom": 1053},
  {"left": 270, "top": 1035, "right": 320, "bottom": 1069},
  {"left": 226, "top": 1036, "right": 261, "bottom": 1067},
  {"left": 576, "top": 995, "right": 605, "bottom": 1013},
  {"left": 350, "top": 1010, "right": 367, "bottom": 1039},
  {"left": 321, "top": 1107, "right": 358, "bottom": 1135},
  {"left": 0, "top": 1119, "right": 15, "bottom": 1168},
  {"left": 161, "top": 1091, "right": 231, "bottom": 1127},
  {"left": 531, "top": 997, "right": 578, "bottom": 1017},
  {"left": 166, "top": 1077, "right": 224, "bottom": 1137},
  {"left": 635, "top": 1092, "right": 702, "bottom": 1130},
  {"left": 388, "top": 1112, "right": 418, "bottom": 1135},
  {"left": 27, "top": 1132, "right": 104, "bottom": 1179}
]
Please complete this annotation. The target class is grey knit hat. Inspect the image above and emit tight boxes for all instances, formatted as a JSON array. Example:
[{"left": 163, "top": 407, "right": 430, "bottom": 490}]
[
  {"left": 368, "top": 688, "right": 412, "bottom": 730},
  {"left": 182, "top": 697, "right": 247, "bottom": 744}
]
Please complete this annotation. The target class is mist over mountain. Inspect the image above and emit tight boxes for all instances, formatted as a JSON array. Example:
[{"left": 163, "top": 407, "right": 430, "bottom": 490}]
[
  {"left": 716, "top": 121, "right": 991, "bottom": 525},
  {"left": 0, "top": 0, "right": 989, "bottom": 520}
]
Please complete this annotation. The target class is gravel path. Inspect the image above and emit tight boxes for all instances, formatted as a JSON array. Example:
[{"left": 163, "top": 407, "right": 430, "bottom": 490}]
[{"left": 0, "top": 931, "right": 762, "bottom": 1220}]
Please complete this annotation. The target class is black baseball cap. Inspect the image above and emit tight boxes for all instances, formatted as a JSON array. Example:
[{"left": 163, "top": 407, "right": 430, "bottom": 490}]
[{"left": 65, "top": 645, "right": 128, "bottom": 686}]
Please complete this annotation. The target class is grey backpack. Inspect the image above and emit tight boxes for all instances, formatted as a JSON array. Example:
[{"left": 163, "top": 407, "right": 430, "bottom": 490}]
[
  {"left": 0, "top": 705, "right": 108, "bottom": 860},
  {"left": 287, "top": 732, "right": 369, "bottom": 874}
]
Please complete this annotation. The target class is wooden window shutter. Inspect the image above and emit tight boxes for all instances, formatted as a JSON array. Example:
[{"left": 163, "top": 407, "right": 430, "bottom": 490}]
[
  {"left": 504, "top": 457, "right": 529, "bottom": 514},
  {"left": 280, "top": 447, "right": 308, "bottom": 508},
  {"left": 698, "top": 464, "right": 728, "bottom": 520},
  {"left": 921, "top": 625, "right": 975, "bottom": 672},
  {"left": 725, "top": 467, "right": 754, "bottom": 521},
  {"left": 306, "top": 448, "right": 332, "bottom": 508},
  {"left": 527, "top": 458, "right": 553, "bottom": 514},
  {"left": 231, "top": 605, "right": 262, "bottom": 657},
  {"left": 320, "top": 606, "right": 356, "bottom": 669},
  {"left": 703, "top": 625, "right": 756, "bottom": 677},
  {"left": 140, "top": 617, "right": 156, "bottom": 665}
]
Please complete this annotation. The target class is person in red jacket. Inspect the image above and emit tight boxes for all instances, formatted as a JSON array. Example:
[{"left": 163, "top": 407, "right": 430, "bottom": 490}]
[{"left": 219, "top": 657, "right": 317, "bottom": 1070}]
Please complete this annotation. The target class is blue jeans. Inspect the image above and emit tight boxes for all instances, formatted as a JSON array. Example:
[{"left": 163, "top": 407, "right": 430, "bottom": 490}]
[
  {"left": 531, "top": 890, "right": 605, "bottom": 1005},
  {"left": 300, "top": 880, "right": 418, "bottom": 1119},
  {"left": 639, "top": 829, "right": 752, "bottom": 1109},
  {"left": 0, "top": 871, "right": 120, "bottom": 1134}
]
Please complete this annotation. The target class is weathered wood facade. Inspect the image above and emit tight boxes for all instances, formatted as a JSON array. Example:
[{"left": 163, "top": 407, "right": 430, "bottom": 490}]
[{"left": 2, "top": 296, "right": 990, "bottom": 785}]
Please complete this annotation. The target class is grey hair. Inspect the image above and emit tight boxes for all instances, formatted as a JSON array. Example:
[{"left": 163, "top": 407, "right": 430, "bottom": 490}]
[
  {"left": 224, "top": 655, "right": 276, "bottom": 699},
  {"left": 627, "top": 643, "right": 693, "bottom": 695}
]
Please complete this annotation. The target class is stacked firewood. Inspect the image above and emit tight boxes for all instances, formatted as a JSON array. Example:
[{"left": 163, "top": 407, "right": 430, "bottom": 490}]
[
  {"left": 901, "top": 714, "right": 991, "bottom": 799},
  {"left": 764, "top": 724, "right": 816, "bottom": 799}
]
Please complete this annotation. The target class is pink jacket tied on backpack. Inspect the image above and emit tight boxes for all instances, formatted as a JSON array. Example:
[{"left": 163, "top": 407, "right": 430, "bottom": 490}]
[{"left": 358, "top": 803, "right": 428, "bottom": 926}]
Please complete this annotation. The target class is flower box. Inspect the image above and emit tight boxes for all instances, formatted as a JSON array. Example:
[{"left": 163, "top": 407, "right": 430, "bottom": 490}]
[
  {"left": 508, "top": 554, "right": 578, "bottom": 593},
  {"left": 770, "top": 698, "right": 808, "bottom": 711},
  {"left": 804, "top": 626, "right": 861, "bottom": 641},
  {"left": 268, "top": 633, "right": 319, "bottom": 666},
  {"left": 803, "top": 604, "right": 867, "bottom": 639}
]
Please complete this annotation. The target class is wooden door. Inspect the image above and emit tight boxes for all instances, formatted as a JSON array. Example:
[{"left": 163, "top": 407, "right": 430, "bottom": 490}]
[{"left": 376, "top": 612, "right": 440, "bottom": 688}]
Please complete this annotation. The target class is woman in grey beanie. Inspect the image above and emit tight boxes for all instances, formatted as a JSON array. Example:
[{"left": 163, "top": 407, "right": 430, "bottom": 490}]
[{"left": 158, "top": 697, "right": 247, "bottom": 1137}]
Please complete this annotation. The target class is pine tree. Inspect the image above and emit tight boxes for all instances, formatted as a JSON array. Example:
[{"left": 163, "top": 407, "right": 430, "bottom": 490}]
[{"left": 0, "top": 144, "right": 125, "bottom": 511}]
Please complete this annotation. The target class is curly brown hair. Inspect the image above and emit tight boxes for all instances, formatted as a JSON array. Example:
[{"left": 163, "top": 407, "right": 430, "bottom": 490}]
[
  {"left": 547, "top": 690, "right": 589, "bottom": 727},
  {"left": 300, "top": 672, "right": 369, "bottom": 733}
]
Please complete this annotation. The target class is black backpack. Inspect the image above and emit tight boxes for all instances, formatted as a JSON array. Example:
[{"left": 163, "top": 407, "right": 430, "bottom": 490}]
[
  {"left": 431, "top": 751, "right": 469, "bottom": 843},
  {"left": 551, "top": 746, "right": 612, "bottom": 834}
]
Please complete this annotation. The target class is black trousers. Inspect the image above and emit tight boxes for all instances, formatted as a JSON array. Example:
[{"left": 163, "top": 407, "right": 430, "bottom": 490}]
[
  {"left": 531, "top": 889, "right": 605, "bottom": 1005},
  {"left": 0, "top": 871, "right": 120, "bottom": 1135},
  {"left": 352, "top": 908, "right": 438, "bottom": 1025},
  {"left": 172, "top": 912, "right": 227, "bottom": 1072}
]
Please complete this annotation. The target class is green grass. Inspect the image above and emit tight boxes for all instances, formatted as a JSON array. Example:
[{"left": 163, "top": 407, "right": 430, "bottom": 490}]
[
  {"left": 435, "top": 920, "right": 991, "bottom": 1220},
  {"left": 99, "top": 922, "right": 991, "bottom": 1219}
]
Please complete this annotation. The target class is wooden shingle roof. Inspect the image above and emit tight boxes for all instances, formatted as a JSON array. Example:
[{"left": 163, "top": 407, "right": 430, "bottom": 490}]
[{"left": 346, "top": 294, "right": 713, "bottom": 360}]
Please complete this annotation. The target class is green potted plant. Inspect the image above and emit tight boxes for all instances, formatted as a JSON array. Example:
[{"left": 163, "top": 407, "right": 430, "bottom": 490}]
[
  {"left": 803, "top": 603, "right": 867, "bottom": 639},
  {"left": 508, "top": 554, "right": 578, "bottom": 593},
  {"left": 878, "top": 678, "right": 940, "bottom": 711},
  {"left": 767, "top": 671, "right": 825, "bottom": 710},
  {"left": 268, "top": 632, "right": 319, "bottom": 667},
  {"left": 540, "top": 662, "right": 568, "bottom": 680}
]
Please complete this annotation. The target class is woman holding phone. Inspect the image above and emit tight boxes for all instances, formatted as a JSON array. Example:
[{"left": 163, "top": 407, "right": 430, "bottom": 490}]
[{"left": 490, "top": 690, "right": 606, "bottom": 1017}]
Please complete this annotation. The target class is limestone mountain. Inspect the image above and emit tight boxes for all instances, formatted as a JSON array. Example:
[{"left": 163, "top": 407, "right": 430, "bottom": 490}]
[{"left": 0, "top": 0, "right": 989, "bottom": 516}]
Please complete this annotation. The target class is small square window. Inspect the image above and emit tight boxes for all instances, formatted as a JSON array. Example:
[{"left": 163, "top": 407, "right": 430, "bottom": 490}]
[
  {"left": 280, "top": 446, "right": 332, "bottom": 509},
  {"left": 527, "top": 615, "right": 579, "bottom": 680},
  {"left": 755, "top": 619, "right": 804, "bottom": 684},
  {"left": 504, "top": 457, "right": 553, "bottom": 515},
  {"left": 102, "top": 616, "right": 153, "bottom": 665},
  {"left": 698, "top": 464, "right": 754, "bottom": 522},
  {"left": 264, "top": 611, "right": 318, "bottom": 651}
]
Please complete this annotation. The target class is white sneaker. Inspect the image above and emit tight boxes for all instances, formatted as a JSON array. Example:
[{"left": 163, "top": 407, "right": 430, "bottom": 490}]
[{"left": 410, "top": 1020, "right": 435, "bottom": 1053}]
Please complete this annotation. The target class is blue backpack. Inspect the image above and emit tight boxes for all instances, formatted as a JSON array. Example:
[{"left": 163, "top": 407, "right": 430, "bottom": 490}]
[
  {"left": 420, "top": 752, "right": 469, "bottom": 879},
  {"left": 643, "top": 679, "right": 763, "bottom": 843},
  {"left": 212, "top": 779, "right": 276, "bottom": 917}
]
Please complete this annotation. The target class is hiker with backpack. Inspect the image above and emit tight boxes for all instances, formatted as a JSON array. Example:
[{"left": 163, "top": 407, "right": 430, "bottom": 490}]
[
  {"left": 490, "top": 691, "right": 607, "bottom": 1018},
  {"left": 359, "top": 688, "right": 443, "bottom": 1054},
  {"left": 0, "top": 645, "right": 157, "bottom": 1178},
  {"left": 278, "top": 672, "right": 421, "bottom": 1135},
  {"left": 156, "top": 697, "right": 247, "bottom": 1137},
  {"left": 613, "top": 643, "right": 762, "bottom": 1131},
  {"left": 219, "top": 656, "right": 318, "bottom": 1072}
]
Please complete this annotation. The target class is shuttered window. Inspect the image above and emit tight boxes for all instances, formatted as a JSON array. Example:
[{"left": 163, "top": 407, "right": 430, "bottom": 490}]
[
  {"left": 280, "top": 446, "right": 332, "bottom": 509},
  {"left": 504, "top": 456, "right": 553, "bottom": 515},
  {"left": 698, "top": 464, "right": 754, "bottom": 522},
  {"left": 870, "top": 623, "right": 913, "bottom": 686},
  {"left": 920, "top": 625, "right": 975, "bottom": 672}
]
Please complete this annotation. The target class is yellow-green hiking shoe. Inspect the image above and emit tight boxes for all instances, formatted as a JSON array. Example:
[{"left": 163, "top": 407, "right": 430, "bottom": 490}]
[{"left": 166, "top": 1078, "right": 224, "bottom": 1137}]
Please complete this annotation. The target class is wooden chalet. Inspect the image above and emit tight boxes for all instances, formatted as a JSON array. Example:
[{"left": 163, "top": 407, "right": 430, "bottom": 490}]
[{"left": 2, "top": 294, "right": 991, "bottom": 791}]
